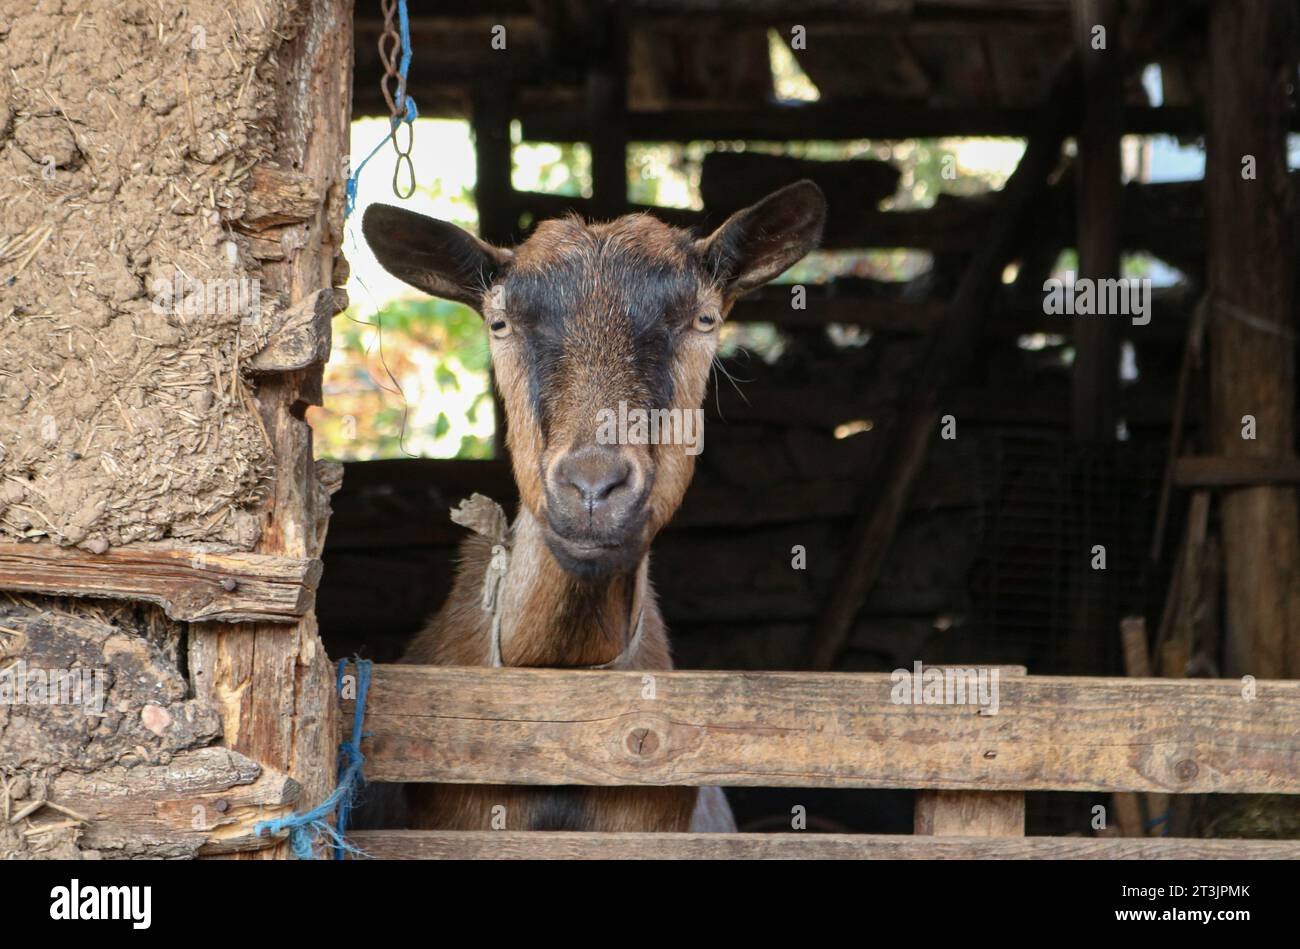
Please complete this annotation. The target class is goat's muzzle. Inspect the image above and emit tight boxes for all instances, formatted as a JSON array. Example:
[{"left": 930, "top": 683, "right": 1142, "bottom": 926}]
[{"left": 542, "top": 444, "right": 651, "bottom": 577}]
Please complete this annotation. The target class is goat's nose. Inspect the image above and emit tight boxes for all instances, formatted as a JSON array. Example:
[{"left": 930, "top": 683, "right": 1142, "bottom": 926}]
[{"left": 555, "top": 447, "right": 632, "bottom": 511}]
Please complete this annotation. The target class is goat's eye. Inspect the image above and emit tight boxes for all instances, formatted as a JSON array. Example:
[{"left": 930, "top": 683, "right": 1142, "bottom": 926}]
[
  {"left": 693, "top": 311, "right": 719, "bottom": 333},
  {"left": 488, "top": 317, "right": 511, "bottom": 339}
]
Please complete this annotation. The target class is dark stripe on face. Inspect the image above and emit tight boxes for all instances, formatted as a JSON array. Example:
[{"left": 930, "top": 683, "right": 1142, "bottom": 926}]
[{"left": 504, "top": 231, "right": 701, "bottom": 440}]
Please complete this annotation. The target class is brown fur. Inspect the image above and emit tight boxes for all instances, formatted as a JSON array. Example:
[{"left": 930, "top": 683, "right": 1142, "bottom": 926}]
[
  {"left": 362, "top": 182, "right": 826, "bottom": 832},
  {"left": 401, "top": 516, "right": 695, "bottom": 831}
]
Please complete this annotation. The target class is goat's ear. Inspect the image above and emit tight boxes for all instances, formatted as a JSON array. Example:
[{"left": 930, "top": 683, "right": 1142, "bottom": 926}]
[
  {"left": 697, "top": 180, "right": 826, "bottom": 297},
  {"left": 362, "top": 204, "right": 512, "bottom": 310}
]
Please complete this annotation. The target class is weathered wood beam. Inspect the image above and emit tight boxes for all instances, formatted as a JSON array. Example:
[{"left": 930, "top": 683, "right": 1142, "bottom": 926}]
[
  {"left": 585, "top": 11, "right": 629, "bottom": 221},
  {"left": 1150, "top": 297, "right": 1208, "bottom": 559},
  {"left": 248, "top": 287, "right": 345, "bottom": 373},
  {"left": 806, "top": 60, "right": 1078, "bottom": 671},
  {"left": 520, "top": 104, "right": 1270, "bottom": 143},
  {"left": 1070, "top": 0, "right": 1122, "bottom": 442},
  {"left": 472, "top": 84, "right": 517, "bottom": 458},
  {"left": 1173, "top": 456, "right": 1300, "bottom": 488},
  {"left": 1205, "top": 0, "right": 1300, "bottom": 679},
  {"left": 700, "top": 150, "right": 900, "bottom": 228},
  {"left": 914, "top": 791, "right": 1026, "bottom": 836},
  {"left": 1114, "top": 617, "right": 1154, "bottom": 836},
  {"left": 236, "top": 165, "right": 323, "bottom": 231},
  {"left": 189, "top": 0, "right": 348, "bottom": 859},
  {"left": 46, "top": 748, "right": 301, "bottom": 858},
  {"left": 471, "top": 87, "right": 517, "bottom": 246},
  {"left": 0, "top": 541, "right": 321, "bottom": 623},
  {"left": 628, "top": 3, "right": 1066, "bottom": 30},
  {"left": 351, "top": 666, "right": 1300, "bottom": 794},
  {"left": 735, "top": 282, "right": 946, "bottom": 331},
  {"left": 348, "top": 830, "right": 1300, "bottom": 860},
  {"left": 513, "top": 176, "right": 1209, "bottom": 257}
]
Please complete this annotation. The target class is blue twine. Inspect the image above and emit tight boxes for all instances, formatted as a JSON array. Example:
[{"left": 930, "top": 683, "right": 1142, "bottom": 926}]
[
  {"left": 1145, "top": 811, "right": 1170, "bottom": 836},
  {"left": 344, "top": 0, "right": 419, "bottom": 218},
  {"left": 253, "top": 657, "right": 373, "bottom": 859}
]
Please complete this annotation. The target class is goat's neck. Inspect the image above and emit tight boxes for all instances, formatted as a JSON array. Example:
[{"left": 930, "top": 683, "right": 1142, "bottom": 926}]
[{"left": 495, "top": 507, "right": 646, "bottom": 667}]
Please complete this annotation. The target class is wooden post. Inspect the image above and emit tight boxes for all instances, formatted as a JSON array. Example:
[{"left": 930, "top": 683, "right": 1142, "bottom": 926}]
[
  {"left": 187, "top": 0, "right": 351, "bottom": 858},
  {"left": 914, "top": 666, "right": 1026, "bottom": 838},
  {"left": 914, "top": 791, "right": 1026, "bottom": 837},
  {"left": 1111, "top": 617, "right": 1149, "bottom": 836},
  {"left": 1205, "top": 0, "right": 1300, "bottom": 678},
  {"left": 1071, "top": 0, "right": 1122, "bottom": 442},
  {"left": 586, "top": 12, "right": 628, "bottom": 222},
  {"left": 472, "top": 86, "right": 516, "bottom": 247},
  {"left": 472, "top": 84, "right": 516, "bottom": 459}
]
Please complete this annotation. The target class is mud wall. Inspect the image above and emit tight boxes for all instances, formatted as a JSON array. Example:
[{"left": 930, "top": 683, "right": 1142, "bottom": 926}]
[
  {"left": 0, "top": 0, "right": 345, "bottom": 858},
  {"left": 0, "top": 0, "right": 318, "bottom": 551}
]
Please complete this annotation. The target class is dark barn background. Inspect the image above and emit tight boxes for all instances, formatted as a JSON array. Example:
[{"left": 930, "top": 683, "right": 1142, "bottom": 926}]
[{"left": 318, "top": 1, "right": 1300, "bottom": 839}]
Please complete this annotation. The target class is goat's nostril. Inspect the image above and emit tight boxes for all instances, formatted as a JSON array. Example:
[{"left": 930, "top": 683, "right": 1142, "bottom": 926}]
[{"left": 558, "top": 451, "right": 632, "bottom": 509}]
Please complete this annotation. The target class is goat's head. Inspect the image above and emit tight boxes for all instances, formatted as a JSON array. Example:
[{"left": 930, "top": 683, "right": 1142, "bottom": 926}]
[{"left": 363, "top": 181, "right": 825, "bottom": 579}]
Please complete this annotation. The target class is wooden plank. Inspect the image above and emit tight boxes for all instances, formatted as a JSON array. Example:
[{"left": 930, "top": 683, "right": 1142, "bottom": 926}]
[
  {"left": 1156, "top": 491, "right": 1211, "bottom": 678},
  {"left": 519, "top": 105, "right": 1235, "bottom": 143},
  {"left": 1173, "top": 456, "right": 1300, "bottom": 488},
  {"left": 46, "top": 748, "right": 301, "bottom": 858},
  {"left": 735, "top": 285, "right": 945, "bottom": 332},
  {"left": 914, "top": 791, "right": 1025, "bottom": 836},
  {"left": 0, "top": 541, "right": 321, "bottom": 623},
  {"left": 353, "top": 667, "right": 1300, "bottom": 794},
  {"left": 1206, "top": 0, "right": 1300, "bottom": 679},
  {"left": 348, "top": 830, "right": 1300, "bottom": 860},
  {"left": 700, "top": 151, "right": 900, "bottom": 239},
  {"left": 514, "top": 189, "right": 1001, "bottom": 252},
  {"left": 514, "top": 177, "right": 1217, "bottom": 257}
]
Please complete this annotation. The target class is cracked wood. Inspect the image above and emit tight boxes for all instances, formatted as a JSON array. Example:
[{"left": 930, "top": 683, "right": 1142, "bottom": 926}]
[{"left": 351, "top": 666, "right": 1300, "bottom": 795}]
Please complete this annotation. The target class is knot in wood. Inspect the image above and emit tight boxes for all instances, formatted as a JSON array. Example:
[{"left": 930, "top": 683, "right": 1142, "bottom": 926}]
[{"left": 625, "top": 727, "right": 660, "bottom": 757}]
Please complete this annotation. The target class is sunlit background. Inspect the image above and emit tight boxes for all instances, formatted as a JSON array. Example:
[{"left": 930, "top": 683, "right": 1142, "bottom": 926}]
[{"left": 308, "top": 45, "right": 1215, "bottom": 462}]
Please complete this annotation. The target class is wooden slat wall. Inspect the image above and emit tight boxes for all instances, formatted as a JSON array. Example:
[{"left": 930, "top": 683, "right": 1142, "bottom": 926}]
[
  {"left": 351, "top": 666, "right": 1300, "bottom": 794},
  {"left": 348, "top": 830, "right": 1300, "bottom": 860}
]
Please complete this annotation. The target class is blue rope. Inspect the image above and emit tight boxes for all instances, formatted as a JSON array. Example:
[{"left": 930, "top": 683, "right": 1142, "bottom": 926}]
[
  {"left": 1145, "top": 811, "right": 1170, "bottom": 836},
  {"left": 253, "top": 658, "right": 373, "bottom": 859},
  {"left": 344, "top": 0, "right": 419, "bottom": 218},
  {"left": 395, "top": 0, "right": 414, "bottom": 99}
]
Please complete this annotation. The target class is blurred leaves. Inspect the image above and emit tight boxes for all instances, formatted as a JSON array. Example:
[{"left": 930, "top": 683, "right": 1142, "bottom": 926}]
[{"left": 309, "top": 295, "right": 494, "bottom": 461}]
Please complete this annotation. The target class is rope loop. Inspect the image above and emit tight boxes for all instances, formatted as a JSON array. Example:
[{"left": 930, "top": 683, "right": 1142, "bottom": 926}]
[{"left": 253, "top": 657, "right": 373, "bottom": 859}]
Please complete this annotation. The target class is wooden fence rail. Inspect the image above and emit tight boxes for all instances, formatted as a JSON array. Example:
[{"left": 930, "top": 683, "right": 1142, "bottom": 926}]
[
  {"left": 349, "top": 666, "right": 1300, "bottom": 795},
  {"left": 347, "top": 830, "right": 1300, "bottom": 860}
]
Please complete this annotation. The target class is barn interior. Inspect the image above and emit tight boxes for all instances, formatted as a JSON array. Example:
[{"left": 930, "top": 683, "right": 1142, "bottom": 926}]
[{"left": 317, "top": 1, "right": 1300, "bottom": 839}]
